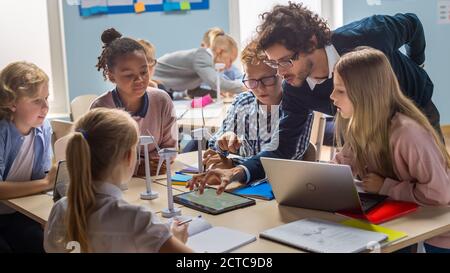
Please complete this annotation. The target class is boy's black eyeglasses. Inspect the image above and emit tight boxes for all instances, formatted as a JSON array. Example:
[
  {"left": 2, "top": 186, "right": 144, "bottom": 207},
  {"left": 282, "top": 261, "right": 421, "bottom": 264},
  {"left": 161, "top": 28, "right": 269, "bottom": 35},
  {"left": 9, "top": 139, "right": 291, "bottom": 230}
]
[{"left": 242, "top": 75, "right": 278, "bottom": 89}]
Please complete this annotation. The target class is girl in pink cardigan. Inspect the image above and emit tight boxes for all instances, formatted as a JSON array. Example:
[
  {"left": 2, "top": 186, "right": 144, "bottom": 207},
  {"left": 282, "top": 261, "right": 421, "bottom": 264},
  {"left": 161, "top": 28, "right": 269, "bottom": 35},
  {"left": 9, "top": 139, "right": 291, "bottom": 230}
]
[
  {"left": 330, "top": 47, "right": 450, "bottom": 253},
  {"left": 90, "top": 28, "right": 177, "bottom": 175}
]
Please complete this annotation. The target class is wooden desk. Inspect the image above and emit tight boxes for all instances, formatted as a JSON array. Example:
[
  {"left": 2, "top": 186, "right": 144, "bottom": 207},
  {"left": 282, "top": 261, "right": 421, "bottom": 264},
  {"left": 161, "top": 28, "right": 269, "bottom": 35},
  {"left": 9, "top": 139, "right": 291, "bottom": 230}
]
[
  {"left": 2, "top": 152, "right": 201, "bottom": 225},
  {"left": 2, "top": 179, "right": 186, "bottom": 226},
  {"left": 179, "top": 200, "right": 450, "bottom": 253},
  {"left": 4, "top": 152, "right": 450, "bottom": 253}
]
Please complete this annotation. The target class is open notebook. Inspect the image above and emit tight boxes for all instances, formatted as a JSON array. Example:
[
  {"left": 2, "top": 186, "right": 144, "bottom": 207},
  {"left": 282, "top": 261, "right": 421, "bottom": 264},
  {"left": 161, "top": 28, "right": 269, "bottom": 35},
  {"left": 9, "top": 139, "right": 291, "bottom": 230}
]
[
  {"left": 260, "top": 218, "right": 387, "bottom": 253},
  {"left": 176, "top": 216, "right": 256, "bottom": 253}
]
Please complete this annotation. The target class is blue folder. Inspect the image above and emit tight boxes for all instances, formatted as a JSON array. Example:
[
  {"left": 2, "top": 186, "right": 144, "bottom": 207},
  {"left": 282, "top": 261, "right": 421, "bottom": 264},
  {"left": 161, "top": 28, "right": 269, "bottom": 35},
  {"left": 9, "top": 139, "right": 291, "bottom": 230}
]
[
  {"left": 171, "top": 173, "right": 192, "bottom": 182},
  {"left": 232, "top": 180, "right": 274, "bottom": 200}
]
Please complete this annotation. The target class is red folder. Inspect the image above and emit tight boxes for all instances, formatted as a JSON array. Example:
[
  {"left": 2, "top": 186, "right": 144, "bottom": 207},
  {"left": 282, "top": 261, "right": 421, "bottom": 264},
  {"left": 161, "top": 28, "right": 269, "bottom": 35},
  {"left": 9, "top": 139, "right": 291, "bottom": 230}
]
[{"left": 338, "top": 200, "right": 419, "bottom": 224}]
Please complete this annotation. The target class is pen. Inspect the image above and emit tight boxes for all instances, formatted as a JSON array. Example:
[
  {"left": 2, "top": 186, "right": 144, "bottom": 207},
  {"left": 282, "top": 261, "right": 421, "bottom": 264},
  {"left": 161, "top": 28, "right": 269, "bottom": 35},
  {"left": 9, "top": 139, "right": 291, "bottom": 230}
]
[
  {"left": 250, "top": 178, "right": 267, "bottom": 187},
  {"left": 177, "top": 218, "right": 193, "bottom": 226},
  {"left": 216, "top": 149, "right": 229, "bottom": 158},
  {"left": 177, "top": 215, "right": 202, "bottom": 226}
]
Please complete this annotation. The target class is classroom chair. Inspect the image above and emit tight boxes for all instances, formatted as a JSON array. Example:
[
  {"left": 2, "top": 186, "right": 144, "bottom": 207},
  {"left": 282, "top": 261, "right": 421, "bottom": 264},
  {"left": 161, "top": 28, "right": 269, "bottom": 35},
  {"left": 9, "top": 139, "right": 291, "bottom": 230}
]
[
  {"left": 54, "top": 135, "right": 71, "bottom": 163},
  {"left": 303, "top": 142, "right": 317, "bottom": 162},
  {"left": 311, "top": 112, "right": 336, "bottom": 161},
  {"left": 70, "top": 94, "right": 98, "bottom": 121},
  {"left": 50, "top": 119, "right": 73, "bottom": 150}
]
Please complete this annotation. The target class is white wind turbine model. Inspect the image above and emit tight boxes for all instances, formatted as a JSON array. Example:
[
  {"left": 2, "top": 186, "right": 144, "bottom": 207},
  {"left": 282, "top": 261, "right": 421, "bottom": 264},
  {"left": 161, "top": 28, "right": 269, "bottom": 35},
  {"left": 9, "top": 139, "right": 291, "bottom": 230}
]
[
  {"left": 191, "top": 127, "right": 213, "bottom": 173},
  {"left": 154, "top": 142, "right": 182, "bottom": 218},
  {"left": 138, "top": 135, "right": 159, "bottom": 200},
  {"left": 215, "top": 63, "right": 225, "bottom": 104}
]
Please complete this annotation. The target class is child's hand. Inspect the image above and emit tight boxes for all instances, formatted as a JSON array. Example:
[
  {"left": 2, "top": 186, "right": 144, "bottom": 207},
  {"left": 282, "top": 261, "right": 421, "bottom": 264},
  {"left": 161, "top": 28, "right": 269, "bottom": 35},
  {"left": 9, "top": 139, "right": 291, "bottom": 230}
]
[
  {"left": 217, "top": 132, "right": 241, "bottom": 154},
  {"left": 171, "top": 220, "right": 189, "bottom": 244},
  {"left": 362, "top": 173, "right": 385, "bottom": 193},
  {"left": 203, "top": 149, "right": 234, "bottom": 169}
]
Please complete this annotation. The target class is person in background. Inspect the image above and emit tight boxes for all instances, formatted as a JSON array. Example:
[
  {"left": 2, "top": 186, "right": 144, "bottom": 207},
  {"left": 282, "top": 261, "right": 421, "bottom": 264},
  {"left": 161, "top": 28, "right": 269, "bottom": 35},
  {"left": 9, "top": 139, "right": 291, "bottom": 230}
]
[
  {"left": 138, "top": 39, "right": 173, "bottom": 99},
  {"left": 198, "top": 27, "right": 243, "bottom": 94},
  {"left": 153, "top": 31, "right": 244, "bottom": 98}
]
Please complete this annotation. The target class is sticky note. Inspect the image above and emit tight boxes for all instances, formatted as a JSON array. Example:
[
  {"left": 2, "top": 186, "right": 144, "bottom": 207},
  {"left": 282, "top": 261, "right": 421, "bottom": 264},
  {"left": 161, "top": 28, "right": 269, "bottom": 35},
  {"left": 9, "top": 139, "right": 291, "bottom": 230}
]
[
  {"left": 172, "top": 173, "right": 192, "bottom": 182},
  {"left": 180, "top": 1, "right": 191, "bottom": 10},
  {"left": 134, "top": 1, "right": 146, "bottom": 13},
  {"left": 163, "top": 2, "right": 180, "bottom": 11},
  {"left": 341, "top": 219, "right": 408, "bottom": 243}
]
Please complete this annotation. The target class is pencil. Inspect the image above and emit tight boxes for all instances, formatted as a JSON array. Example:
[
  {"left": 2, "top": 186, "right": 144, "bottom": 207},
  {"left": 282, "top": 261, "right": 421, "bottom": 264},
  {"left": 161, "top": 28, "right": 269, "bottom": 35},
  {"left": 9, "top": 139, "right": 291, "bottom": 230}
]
[{"left": 177, "top": 218, "right": 193, "bottom": 226}]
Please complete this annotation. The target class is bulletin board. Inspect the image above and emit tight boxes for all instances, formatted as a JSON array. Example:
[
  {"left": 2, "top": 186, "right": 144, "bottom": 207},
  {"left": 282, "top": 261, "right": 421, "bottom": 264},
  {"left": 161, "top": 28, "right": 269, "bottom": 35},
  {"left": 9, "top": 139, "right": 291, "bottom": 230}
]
[{"left": 79, "top": 0, "right": 209, "bottom": 17}]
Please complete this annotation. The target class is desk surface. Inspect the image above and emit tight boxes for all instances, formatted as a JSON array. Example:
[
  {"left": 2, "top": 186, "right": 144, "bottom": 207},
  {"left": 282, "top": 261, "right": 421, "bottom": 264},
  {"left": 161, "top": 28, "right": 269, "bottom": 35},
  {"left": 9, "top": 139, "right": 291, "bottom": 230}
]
[{"left": 4, "top": 151, "right": 450, "bottom": 253}]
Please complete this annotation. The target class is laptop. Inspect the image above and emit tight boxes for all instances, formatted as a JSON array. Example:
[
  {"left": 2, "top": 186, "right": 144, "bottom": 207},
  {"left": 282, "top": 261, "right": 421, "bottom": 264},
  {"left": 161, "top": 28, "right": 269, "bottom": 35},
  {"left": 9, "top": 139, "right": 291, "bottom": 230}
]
[{"left": 260, "top": 157, "right": 387, "bottom": 213}]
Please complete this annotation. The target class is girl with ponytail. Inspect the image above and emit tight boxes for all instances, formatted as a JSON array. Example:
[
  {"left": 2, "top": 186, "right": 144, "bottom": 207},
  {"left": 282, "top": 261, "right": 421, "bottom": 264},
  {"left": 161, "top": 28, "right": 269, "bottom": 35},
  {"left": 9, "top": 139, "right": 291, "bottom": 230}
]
[{"left": 44, "top": 108, "right": 192, "bottom": 253}]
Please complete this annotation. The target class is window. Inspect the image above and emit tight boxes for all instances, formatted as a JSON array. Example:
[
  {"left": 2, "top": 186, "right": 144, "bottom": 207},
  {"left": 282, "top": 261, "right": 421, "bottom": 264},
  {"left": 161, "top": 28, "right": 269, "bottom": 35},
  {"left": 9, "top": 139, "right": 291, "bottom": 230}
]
[
  {"left": 0, "top": 0, "right": 69, "bottom": 118},
  {"left": 229, "top": 0, "right": 343, "bottom": 49}
]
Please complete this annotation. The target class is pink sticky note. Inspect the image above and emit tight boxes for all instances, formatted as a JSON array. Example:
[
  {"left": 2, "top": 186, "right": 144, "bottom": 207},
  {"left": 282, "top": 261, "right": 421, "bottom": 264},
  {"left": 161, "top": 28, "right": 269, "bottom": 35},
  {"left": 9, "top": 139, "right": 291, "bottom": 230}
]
[{"left": 191, "top": 94, "right": 213, "bottom": 108}]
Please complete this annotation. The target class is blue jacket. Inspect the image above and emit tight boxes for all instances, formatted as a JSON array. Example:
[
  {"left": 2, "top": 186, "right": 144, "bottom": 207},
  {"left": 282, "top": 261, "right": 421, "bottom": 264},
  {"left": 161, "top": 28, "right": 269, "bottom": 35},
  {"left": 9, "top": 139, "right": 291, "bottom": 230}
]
[
  {"left": 240, "top": 13, "right": 434, "bottom": 182},
  {"left": 0, "top": 119, "right": 53, "bottom": 181}
]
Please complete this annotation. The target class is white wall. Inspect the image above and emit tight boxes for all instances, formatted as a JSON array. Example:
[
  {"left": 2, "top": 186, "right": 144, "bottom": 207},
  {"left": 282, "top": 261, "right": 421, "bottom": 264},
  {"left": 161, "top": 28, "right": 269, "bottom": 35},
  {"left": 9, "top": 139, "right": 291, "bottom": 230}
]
[
  {"left": 0, "top": 0, "right": 54, "bottom": 95},
  {"left": 0, "top": 0, "right": 69, "bottom": 117},
  {"left": 62, "top": 0, "right": 230, "bottom": 101}
]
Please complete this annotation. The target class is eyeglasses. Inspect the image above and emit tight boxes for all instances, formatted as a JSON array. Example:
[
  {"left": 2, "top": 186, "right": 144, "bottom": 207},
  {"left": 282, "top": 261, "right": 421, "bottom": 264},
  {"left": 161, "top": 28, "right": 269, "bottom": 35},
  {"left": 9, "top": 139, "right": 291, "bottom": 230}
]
[
  {"left": 263, "top": 52, "right": 299, "bottom": 69},
  {"left": 242, "top": 74, "right": 278, "bottom": 89},
  {"left": 147, "top": 58, "right": 157, "bottom": 67}
]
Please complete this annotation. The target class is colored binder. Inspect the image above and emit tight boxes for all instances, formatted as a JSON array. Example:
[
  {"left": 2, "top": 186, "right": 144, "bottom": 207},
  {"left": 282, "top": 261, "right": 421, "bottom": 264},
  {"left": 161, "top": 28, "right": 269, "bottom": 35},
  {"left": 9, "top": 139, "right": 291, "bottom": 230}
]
[
  {"left": 232, "top": 180, "right": 274, "bottom": 200},
  {"left": 338, "top": 200, "right": 419, "bottom": 224}
]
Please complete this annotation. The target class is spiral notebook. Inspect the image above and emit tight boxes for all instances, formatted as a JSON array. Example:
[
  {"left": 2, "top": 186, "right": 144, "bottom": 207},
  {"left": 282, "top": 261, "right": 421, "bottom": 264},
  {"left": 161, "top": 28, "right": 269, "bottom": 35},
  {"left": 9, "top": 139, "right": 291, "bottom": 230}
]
[
  {"left": 260, "top": 218, "right": 387, "bottom": 253},
  {"left": 178, "top": 216, "right": 257, "bottom": 253}
]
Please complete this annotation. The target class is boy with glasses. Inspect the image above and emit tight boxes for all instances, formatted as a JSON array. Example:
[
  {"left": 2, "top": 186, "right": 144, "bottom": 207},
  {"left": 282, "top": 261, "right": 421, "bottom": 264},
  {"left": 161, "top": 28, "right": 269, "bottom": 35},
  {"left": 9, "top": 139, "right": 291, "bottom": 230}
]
[{"left": 202, "top": 41, "right": 310, "bottom": 169}]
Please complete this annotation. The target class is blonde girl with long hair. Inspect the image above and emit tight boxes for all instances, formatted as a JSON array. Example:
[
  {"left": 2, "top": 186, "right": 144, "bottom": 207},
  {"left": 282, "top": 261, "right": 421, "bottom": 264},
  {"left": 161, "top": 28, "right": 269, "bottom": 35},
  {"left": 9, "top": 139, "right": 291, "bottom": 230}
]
[
  {"left": 44, "top": 108, "right": 192, "bottom": 253},
  {"left": 330, "top": 47, "right": 450, "bottom": 253}
]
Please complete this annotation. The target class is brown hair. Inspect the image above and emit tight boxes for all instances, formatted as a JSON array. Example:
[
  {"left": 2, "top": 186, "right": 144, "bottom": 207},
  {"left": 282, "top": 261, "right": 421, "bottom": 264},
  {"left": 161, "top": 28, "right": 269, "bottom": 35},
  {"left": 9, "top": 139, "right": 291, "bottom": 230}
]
[
  {"left": 65, "top": 108, "right": 139, "bottom": 252},
  {"left": 0, "top": 62, "right": 48, "bottom": 120},
  {"left": 335, "top": 47, "right": 450, "bottom": 179},
  {"left": 241, "top": 40, "right": 269, "bottom": 68},
  {"left": 96, "top": 28, "right": 146, "bottom": 80},
  {"left": 257, "top": 1, "right": 331, "bottom": 54}
]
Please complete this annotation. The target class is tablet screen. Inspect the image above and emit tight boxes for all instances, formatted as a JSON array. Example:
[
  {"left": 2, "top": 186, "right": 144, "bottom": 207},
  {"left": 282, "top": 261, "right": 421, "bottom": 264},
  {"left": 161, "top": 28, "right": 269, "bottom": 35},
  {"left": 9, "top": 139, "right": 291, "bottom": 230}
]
[
  {"left": 174, "top": 188, "right": 255, "bottom": 214},
  {"left": 53, "top": 161, "right": 69, "bottom": 202}
]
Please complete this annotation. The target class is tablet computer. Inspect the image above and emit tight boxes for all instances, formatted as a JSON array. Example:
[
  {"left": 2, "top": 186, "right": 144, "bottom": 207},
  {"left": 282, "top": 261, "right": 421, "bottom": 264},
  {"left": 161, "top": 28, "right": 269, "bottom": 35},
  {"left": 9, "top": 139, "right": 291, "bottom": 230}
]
[
  {"left": 173, "top": 187, "right": 256, "bottom": 215},
  {"left": 53, "top": 160, "right": 69, "bottom": 202}
]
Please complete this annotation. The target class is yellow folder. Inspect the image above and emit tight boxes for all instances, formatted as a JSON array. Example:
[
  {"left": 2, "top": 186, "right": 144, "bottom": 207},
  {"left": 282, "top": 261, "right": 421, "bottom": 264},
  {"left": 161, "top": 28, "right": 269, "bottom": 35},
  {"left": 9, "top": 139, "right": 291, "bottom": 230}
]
[{"left": 341, "top": 219, "right": 408, "bottom": 243}]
